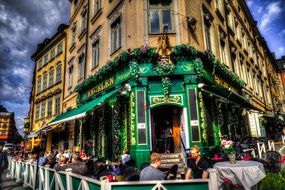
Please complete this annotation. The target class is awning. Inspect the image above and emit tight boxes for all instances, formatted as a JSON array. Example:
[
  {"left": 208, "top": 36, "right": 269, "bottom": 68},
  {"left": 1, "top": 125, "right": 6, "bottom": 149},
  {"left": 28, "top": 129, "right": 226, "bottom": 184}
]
[
  {"left": 201, "top": 84, "right": 258, "bottom": 110},
  {"left": 47, "top": 88, "right": 120, "bottom": 127}
]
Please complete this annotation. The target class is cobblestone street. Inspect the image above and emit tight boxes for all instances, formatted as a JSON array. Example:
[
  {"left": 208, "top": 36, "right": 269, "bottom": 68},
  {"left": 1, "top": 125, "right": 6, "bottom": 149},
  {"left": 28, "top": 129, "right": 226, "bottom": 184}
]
[{"left": 1, "top": 172, "right": 25, "bottom": 190}]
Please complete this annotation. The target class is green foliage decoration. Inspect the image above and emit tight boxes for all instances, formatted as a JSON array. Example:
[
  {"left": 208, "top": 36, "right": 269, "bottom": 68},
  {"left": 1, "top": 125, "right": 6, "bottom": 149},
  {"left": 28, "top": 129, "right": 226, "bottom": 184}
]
[
  {"left": 132, "top": 45, "right": 159, "bottom": 63},
  {"left": 171, "top": 44, "right": 198, "bottom": 62},
  {"left": 260, "top": 173, "right": 285, "bottom": 190},
  {"left": 161, "top": 77, "right": 172, "bottom": 97}
]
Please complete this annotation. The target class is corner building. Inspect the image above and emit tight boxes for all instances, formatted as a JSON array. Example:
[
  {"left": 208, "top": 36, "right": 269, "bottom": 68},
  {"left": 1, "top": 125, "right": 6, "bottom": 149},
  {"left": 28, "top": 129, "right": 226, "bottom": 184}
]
[{"left": 45, "top": 0, "right": 281, "bottom": 167}]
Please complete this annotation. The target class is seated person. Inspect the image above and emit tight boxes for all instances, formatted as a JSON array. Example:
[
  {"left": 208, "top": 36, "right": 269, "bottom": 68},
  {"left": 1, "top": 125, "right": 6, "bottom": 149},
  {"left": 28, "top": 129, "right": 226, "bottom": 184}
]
[
  {"left": 140, "top": 153, "right": 164, "bottom": 181},
  {"left": 185, "top": 145, "right": 209, "bottom": 179},
  {"left": 121, "top": 149, "right": 131, "bottom": 165},
  {"left": 56, "top": 153, "right": 88, "bottom": 175}
]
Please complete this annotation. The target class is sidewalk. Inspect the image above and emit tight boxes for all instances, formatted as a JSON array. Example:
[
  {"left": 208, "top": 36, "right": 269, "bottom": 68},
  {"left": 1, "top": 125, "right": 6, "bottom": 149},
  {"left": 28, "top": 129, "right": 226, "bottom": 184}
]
[{"left": 1, "top": 171, "right": 25, "bottom": 190}]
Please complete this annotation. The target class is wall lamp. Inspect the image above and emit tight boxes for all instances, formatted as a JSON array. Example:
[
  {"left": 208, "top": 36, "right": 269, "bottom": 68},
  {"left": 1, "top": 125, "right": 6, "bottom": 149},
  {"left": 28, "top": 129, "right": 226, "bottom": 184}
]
[{"left": 198, "top": 83, "right": 205, "bottom": 88}]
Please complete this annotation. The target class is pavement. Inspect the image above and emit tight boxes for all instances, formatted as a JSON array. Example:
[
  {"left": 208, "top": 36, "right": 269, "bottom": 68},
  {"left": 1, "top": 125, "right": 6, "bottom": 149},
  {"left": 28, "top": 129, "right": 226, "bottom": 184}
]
[{"left": 1, "top": 171, "right": 26, "bottom": 190}]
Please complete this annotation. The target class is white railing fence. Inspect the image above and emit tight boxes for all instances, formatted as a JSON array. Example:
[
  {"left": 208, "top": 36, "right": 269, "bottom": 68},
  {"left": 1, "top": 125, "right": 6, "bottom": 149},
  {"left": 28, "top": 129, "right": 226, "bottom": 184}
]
[{"left": 8, "top": 158, "right": 218, "bottom": 190}]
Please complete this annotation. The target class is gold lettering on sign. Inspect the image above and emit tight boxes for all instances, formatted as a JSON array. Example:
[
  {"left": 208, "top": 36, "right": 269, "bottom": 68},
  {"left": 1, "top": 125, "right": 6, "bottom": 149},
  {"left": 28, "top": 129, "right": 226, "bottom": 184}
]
[
  {"left": 87, "top": 77, "right": 115, "bottom": 97},
  {"left": 214, "top": 76, "right": 229, "bottom": 89}
]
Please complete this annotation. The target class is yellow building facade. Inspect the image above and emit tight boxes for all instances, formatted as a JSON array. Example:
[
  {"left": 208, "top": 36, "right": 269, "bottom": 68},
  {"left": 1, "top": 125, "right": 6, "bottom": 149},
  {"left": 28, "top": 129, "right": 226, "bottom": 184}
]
[{"left": 30, "top": 25, "right": 68, "bottom": 151}]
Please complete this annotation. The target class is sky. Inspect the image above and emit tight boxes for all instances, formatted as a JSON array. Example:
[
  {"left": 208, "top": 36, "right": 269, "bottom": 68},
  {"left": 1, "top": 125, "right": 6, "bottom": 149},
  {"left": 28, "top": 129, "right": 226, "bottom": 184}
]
[
  {"left": 0, "top": 0, "right": 284, "bottom": 136},
  {"left": 0, "top": 0, "right": 70, "bottom": 136}
]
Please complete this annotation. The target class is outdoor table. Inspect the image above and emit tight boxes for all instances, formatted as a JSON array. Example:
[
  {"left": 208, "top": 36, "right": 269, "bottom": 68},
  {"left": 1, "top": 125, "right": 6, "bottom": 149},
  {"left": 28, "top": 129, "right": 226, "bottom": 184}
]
[{"left": 214, "top": 160, "right": 265, "bottom": 190}]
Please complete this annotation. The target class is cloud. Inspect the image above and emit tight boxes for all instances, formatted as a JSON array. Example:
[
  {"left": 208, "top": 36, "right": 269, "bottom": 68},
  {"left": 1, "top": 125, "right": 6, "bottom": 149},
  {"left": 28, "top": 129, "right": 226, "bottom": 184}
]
[
  {"left": 246, "top": 0, "right": 253, "bottom": 8},
  {"left": 258, "top": 6, "right": 263, "bottom": 13},
  {"left": 0, "top": 0, "right": 69, "bottom": 136},
  {"left": 279, "top": 29, "right": 285, "bottom": 37},
  {"left": 259, "top": 1, "right": 283, "bottom": 31}
]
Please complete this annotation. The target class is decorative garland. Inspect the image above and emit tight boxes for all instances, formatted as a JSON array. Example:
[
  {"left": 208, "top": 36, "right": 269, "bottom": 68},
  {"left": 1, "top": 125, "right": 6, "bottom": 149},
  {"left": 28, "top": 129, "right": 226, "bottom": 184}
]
[
  {"left": 161, "top": 77, "right": 172, "bottom": 97},
  {"left": 193, "top": 58, "right": 206, "bottom": 79},
  {"left": 199, "top": 92, "right": 208, "bottom": 142},
  {"left": 129, "top": 92, "right": 136, "bottom": 145},
  {"left": 130, "top": 60, "right": 140, "bottom": 81},
  {"left": 171, "top": 44, "right": 198, "bottom": 63},
  {"left": 112, "top": 101, "right": 121, "bottom": 160}
]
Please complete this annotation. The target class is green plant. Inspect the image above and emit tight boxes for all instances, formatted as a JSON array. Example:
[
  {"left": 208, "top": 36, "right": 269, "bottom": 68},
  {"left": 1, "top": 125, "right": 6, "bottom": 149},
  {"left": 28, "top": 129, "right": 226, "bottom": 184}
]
[{"left": 260, "top": 173, "right": 285, "bottom": 190}]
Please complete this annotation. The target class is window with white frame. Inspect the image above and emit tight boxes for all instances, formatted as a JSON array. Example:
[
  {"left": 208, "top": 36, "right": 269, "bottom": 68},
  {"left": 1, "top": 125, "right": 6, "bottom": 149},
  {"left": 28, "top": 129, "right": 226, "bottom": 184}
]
[
  {"left": 50, "top": 49, "right": 55, "bottom": 60},
  {"left": 81, "top": 7, "right": 87, "bottom": 33},
  {"left": 55, "top": 94, "right": 61, "bottom": 115},
  {"left": 148, "top": 0, "right": 174, "bottom": 34},
  {"left": 35, "top": 103, "right": 40, "bottom": 120},
  {"left": 111, "top": 17, "right": 121, "bottom": 53},
  {"left": 92, "top": 39, "right": 100, "bottom": 69},
  {"left": 44, "top": 54, "right": 49, "bottom": 65},
  {"left": 37, "top": 59, "right": 43, "bottom": 70},
  {"left": 49, "top": 68, "right": 54, "bottom": 87},
  {"left": 57, "top": 42, "right": 62, "bottom": 54},
  {"left": 78, "top": 54, "right": 85, "bottom": 80},
  {"left": 47, "top": 98, "right": 53, "bottom": 117},
  {"left": 56, "top": 63, "right": 62, "bottom": 83},
  {"left": 43, "top": 72, "right": 47, "bottom": 90},
  {"left": 94, "top": 0, "right": 101, "bottom": 15},
  {"left": 41, "top": 101, "right": 46, "bottom": 119},
  {"left": 37, "top": 77, "right": 41, "bottom": 94}
]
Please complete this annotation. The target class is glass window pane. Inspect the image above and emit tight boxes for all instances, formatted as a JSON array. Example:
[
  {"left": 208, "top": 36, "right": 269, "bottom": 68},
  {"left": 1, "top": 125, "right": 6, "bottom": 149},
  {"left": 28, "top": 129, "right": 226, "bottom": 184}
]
[
  {"left": 162, "top": 10, "right": 171, "bottom": 32},
  {"left": 150, "top": 10, "right": 160, "bottom": 33}
]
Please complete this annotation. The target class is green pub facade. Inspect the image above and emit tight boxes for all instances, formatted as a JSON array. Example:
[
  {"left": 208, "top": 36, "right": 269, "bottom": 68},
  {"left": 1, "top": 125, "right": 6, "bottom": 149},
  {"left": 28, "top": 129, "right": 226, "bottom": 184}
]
[{"left": 49, "top": 44, "right": 253, "bottom": 167}]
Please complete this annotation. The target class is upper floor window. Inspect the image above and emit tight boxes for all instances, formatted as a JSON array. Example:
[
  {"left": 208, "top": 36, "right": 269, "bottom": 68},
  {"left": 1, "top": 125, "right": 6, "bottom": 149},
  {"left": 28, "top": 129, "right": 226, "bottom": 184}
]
[
  {"left": 37, "top": 77, "right": 41, "bottom": 94},
  {"left": 50, "top": 49, "right": 55, "bottom": 60},
  {"left": 41, "top": 101, "right": 46, "bottom": 119},
  {"left": 49, "top": 68, "right": 54, "bottom": 87},
  {"left": 78, "top": 54, "right": 85, "bottom": 80},
  {"left": 215, "top": 0, "right": 225, "bottom": 16},
  {"left": 149, "top": 0, "right": 174, "bottom": 34},
  {"left": 81, "top": 7, "right": 87, "bottom": 33},
  {"left": 94, "top": 0, "right": 101, "bottom": 14},
  {"left": 92, "top": 39, "right": 100, "bottom": 69},
  {"left": 35, "top": 103, "right": 40, "bottom": 120},
  {"left": 44, "top": 54, "right": 49, "bottom": 65},
  {"left": 47, "top": 98, "right": 53, "bottom": 117},
  {"left": 68, "top": 64, "right": 74, "bottom": 88},
  {"left": 55, "top": 95, "right": 61, "bottom": 115},
  {"left": 43, "top": 72, "right": 47, "bottom": 90},
  {"left": 56, "top": 63, "right": 62, "bottom": 83},
  {"left": 57, "top": 42, "right": 62, "bottom": 54},
  {"left": 37, "top": 59, "right": 43, "bottom": 70},
  {"left": 111, "top": 17, "right": 121, "bottom": 53},
  {"left": 71, "top": 24, "right": 77, "bottom": 45},
  {"left": 203, "top": 12, "right": 213, "bottom": 51}
]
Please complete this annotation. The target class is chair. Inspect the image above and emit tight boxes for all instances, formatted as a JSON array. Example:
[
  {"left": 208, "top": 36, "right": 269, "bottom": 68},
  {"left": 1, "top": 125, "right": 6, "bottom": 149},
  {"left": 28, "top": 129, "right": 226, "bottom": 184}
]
[
  {"left": 124, "top": 172, "right": 140, "bottom": 181},
  {"left": 164, "top": 164, "right": 178, "bottom": 180},
  {"left": 265, "top": 151, "right": 281, "bottom": 172}
]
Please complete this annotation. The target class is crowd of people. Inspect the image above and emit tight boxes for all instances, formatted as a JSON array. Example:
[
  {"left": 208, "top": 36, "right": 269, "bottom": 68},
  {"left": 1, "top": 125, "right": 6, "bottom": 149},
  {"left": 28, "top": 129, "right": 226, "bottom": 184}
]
[{"left": 8, "top": 145, "right": 210, "bottom": 182}]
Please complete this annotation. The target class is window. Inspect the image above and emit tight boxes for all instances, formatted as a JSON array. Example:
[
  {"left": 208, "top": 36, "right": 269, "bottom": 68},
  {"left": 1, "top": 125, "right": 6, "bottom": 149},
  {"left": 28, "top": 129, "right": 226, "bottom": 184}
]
[
  {"left": 44, "top": 54, "right": 49, "bottom": 65},
  {"left": 47, "top": 98, "right": 53, "bottom": 117},
  {"left": 50, "top": 49, "right": 55, "bottom": 60},
  {"left": 111, "top": 17, "right": 121, "bottom": 53},
  {"left": 56, "top": 63, "right": 62, "bottom": 83},
  {"left": 203, "top": 13, "right": 213, "bottom": 51},
  {"left": 149, "top": 0, "right": 173, "bottom": 34},
  {"left": 68, "top": 63, "right": 74, "bottom": 88},
  {"left": 232, "top": 53, "right": 240, "bottom": 77},
  {"left": 240, "top": 55, "right": 247, "bottom": 84},
  {"left": 41, "top": 101, "right": 46, "bottom": 119},
  {"left": 71, "top": 24, "right": 76, "bottom": 45},
  {"left": 55, "top": 95, "right": 61, "bottom": 115},
  {"left": 92, "top": 39, "right": 100, "bottom": 68},
  {"left": 49, "top": 68, "right": 54, "bottom": 87},
  {"left": 78, "top": 54, "right": 85, "bottom": 80},
  {"left": 220, "top": 41, "right": 227, "bottom": 65},
  {"left": 94, "top": 0, "right": 101, "bottom": 14},
  {"left": 57, "top": 42, "right": 62, "bottom": 54},
  {"left": 35, "top": 103, "right": 40, "bottom": 120},
  {"left": 227, "top": 9, "right": 234, "bottom": 30},
  {"left": 37, "top": 77, "right": 42, "bottom": 94},
  {"left": 81, "top": 7, "right": 87, "bottom": 32},
  {"left": 37, "top": 59, "right": 43, "bottom": 70},
  {"left": 43, "top": 73, "right": 47, "bottom": 90}
]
